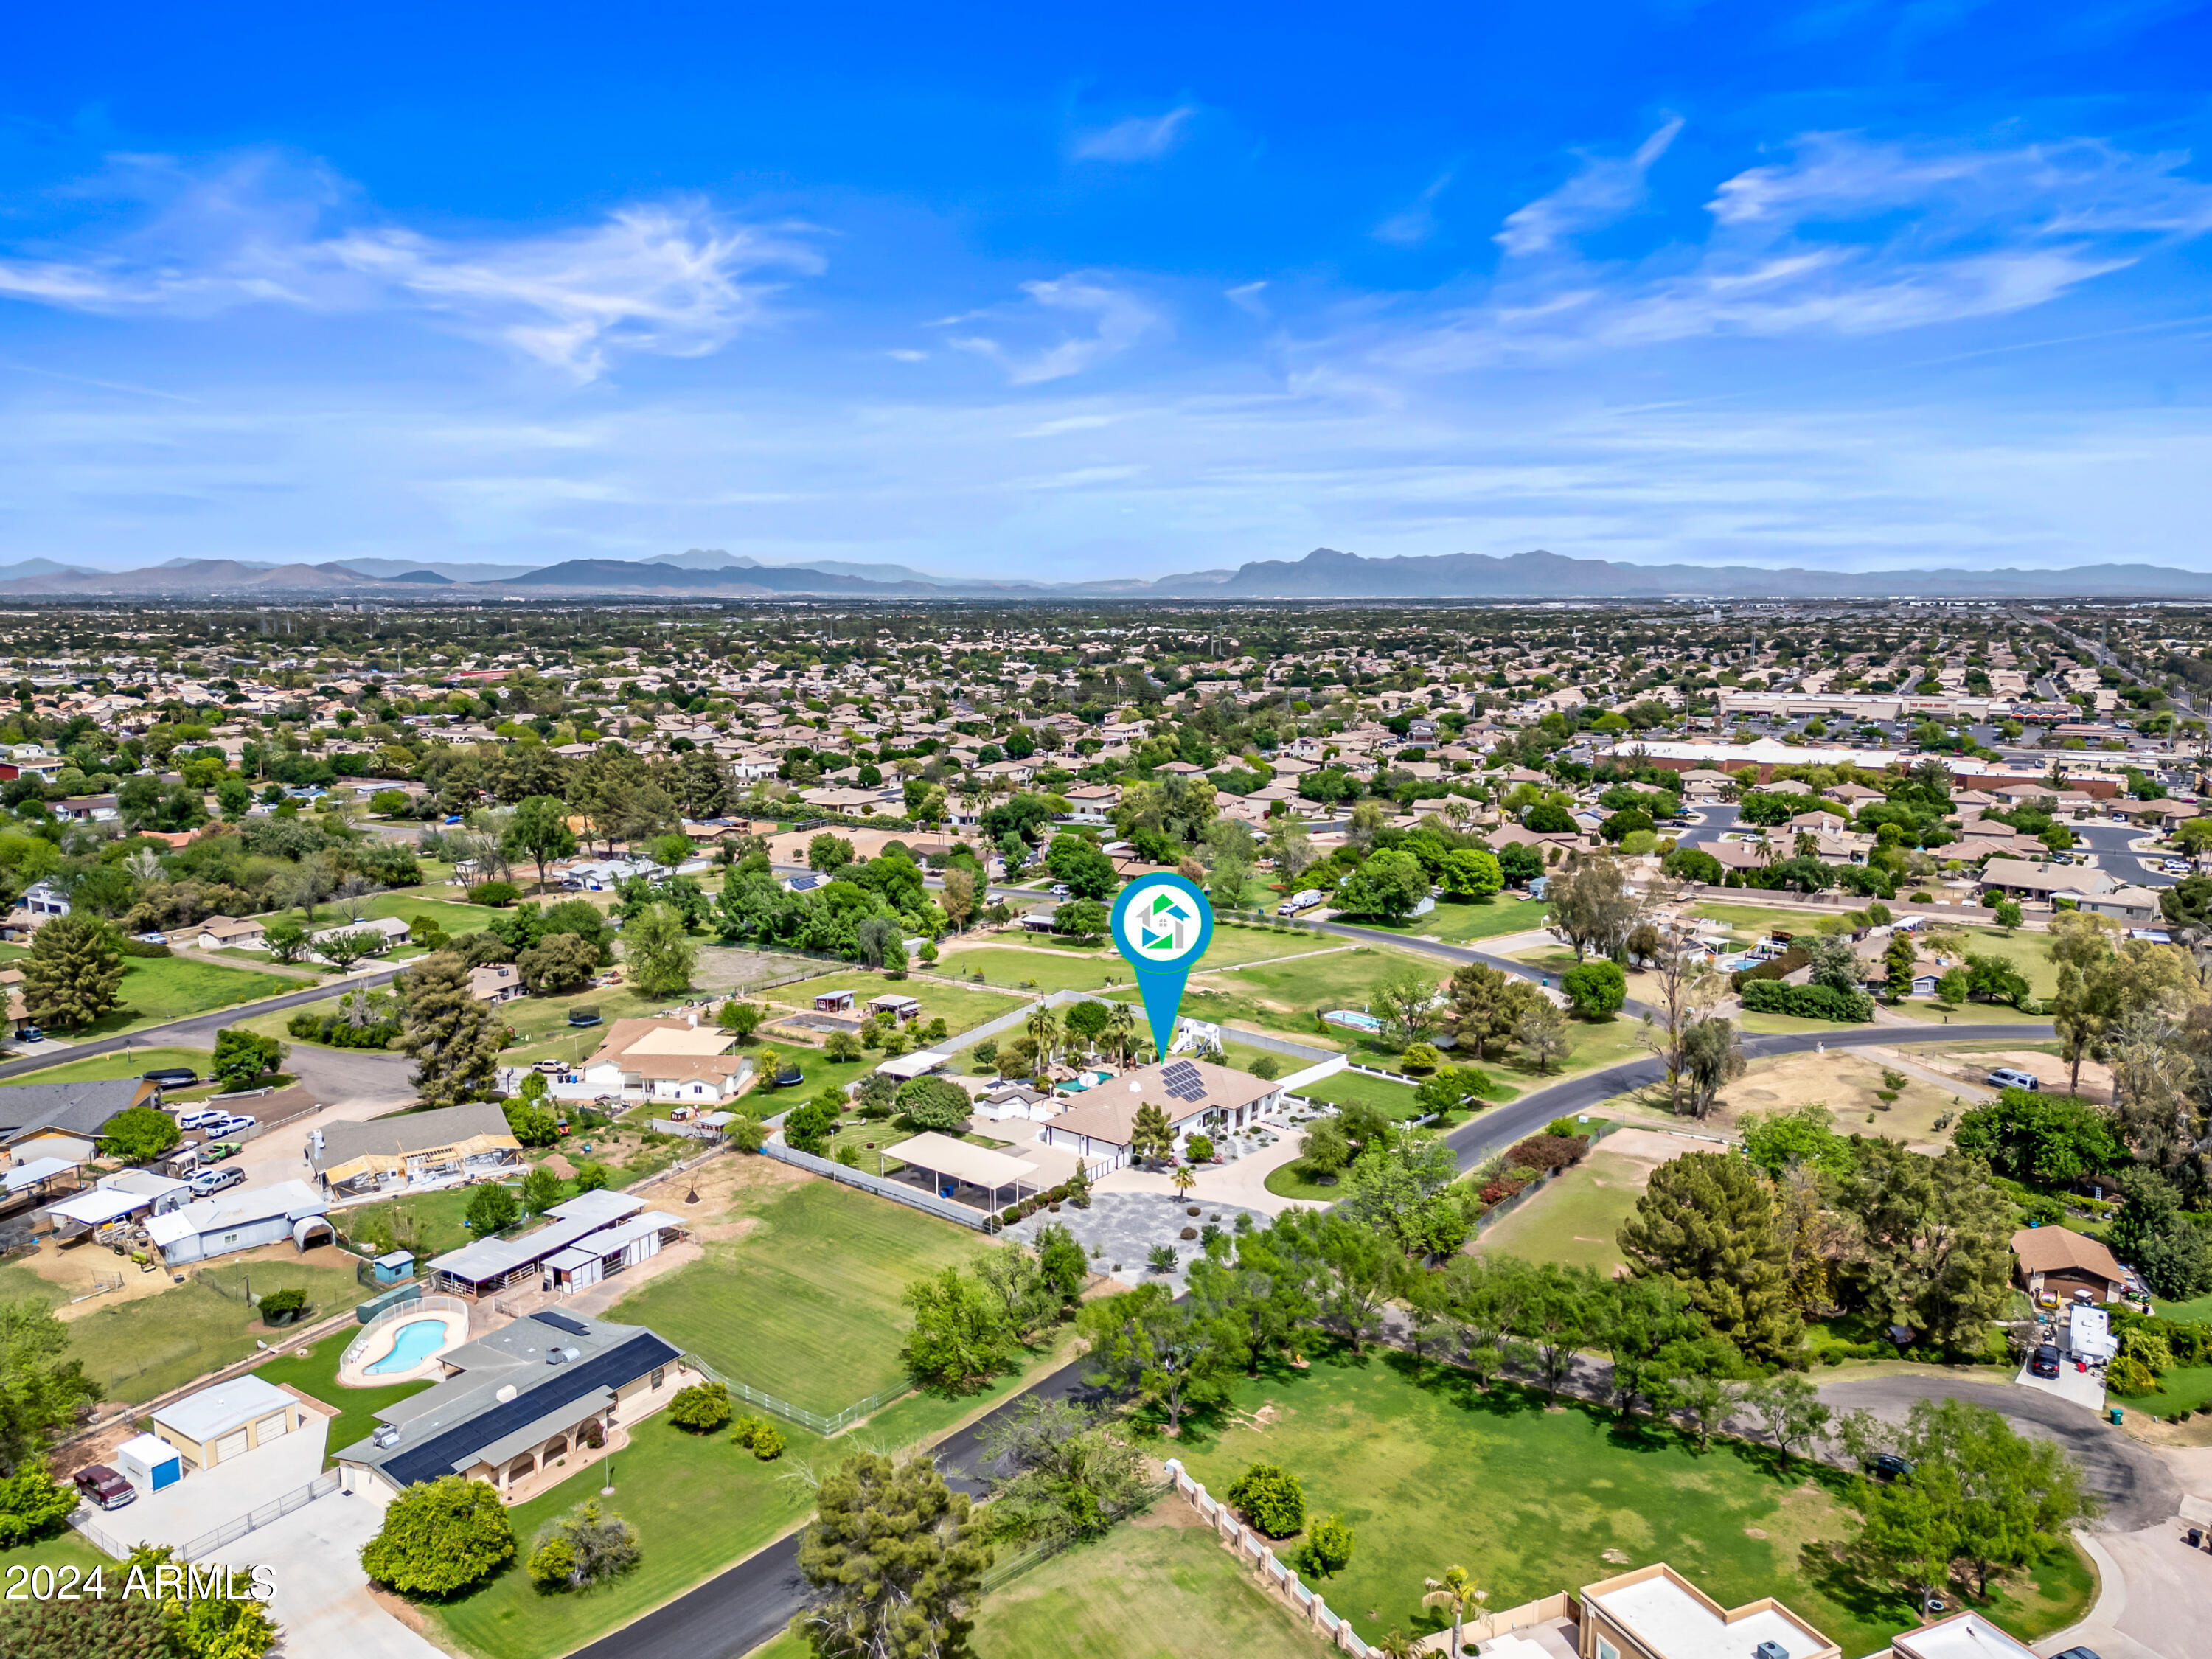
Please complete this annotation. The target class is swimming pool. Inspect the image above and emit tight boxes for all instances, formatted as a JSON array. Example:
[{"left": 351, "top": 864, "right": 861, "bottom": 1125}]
[
  {"left": 365, "top": 1318, "right": 450, "bottom": 1376},
  {"left": 1321, "top": 1009, "right": 1383, "bottom": 1033}
]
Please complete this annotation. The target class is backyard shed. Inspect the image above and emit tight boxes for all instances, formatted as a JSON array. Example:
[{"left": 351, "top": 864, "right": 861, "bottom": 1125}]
[
  {"left": 114, "top": 1433, "right": 184, "bottom": 1496},
  {"left": 151, "top": 1374, "right": 312, "bottom": 1470},
  {"left": 540, "top": 1211, "right": 686, "bottom": 1293}
]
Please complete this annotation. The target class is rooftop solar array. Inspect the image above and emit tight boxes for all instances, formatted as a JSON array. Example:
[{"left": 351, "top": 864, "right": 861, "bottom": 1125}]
[
  {"left": 532, "top": 1310, "right": 590, "bottom": 1338},
  {"left": 1161, "top": 1060, "right": 1208, "bottom": 1102}
]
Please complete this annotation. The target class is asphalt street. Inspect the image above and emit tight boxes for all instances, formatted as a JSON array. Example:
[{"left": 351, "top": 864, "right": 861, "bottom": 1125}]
[{"left": 2073, "top": 818, "right": 2183, "bottom": 891}]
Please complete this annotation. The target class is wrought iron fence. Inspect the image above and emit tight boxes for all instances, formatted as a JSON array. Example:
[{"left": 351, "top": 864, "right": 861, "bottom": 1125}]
[{"left": 679, "top": 1351, "right": 907, "bottom": 1437}]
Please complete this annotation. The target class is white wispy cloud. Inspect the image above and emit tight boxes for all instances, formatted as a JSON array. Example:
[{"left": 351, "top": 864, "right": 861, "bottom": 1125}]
[
  {"left": 1368, "top": 128, "right": 2212, "bottom": 370},
  {"left": 947, "top": 274, "right": 1160, "bottom": 384},
  {"left": 1495, "top": 116, "right": 1683, "bottom": 256},
  {"left": 1072, "top": 107, "right": 1197, "bottom": 163},
  {"left": 1374, "top": 172, "right": 1458, "bottom": 248},
  {"left": 0, "top": 151, "right": 821, "bottom": 380}
]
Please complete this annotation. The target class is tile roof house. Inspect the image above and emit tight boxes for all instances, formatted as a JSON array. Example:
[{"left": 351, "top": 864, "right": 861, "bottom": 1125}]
[{"left": 1037, "top": 1058, "right": 1282, "bottom": 1170}]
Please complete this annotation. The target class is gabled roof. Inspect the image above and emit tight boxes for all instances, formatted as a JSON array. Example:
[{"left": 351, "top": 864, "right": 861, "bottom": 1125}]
[
  {"left": 2009, "top": 1225, "right": 2124, "bottom": 1282},
  {"left": 0, "top": 1077, "right": 155, "bottom": 1146}
]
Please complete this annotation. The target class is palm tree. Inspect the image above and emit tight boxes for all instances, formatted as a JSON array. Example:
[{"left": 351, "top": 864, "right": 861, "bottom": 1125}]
[
  {"left": 1370, "top": 1630, "right": 1421, "bottom": 1659},
  {"left": 1105, "top": 1002, "right": 1135, "bottom": 1066},
  {"left": 1171, "top": 1164, "right": 1195, "bottom": 1200},
  {"left": 1025, "top": 1005, "right": 1059, "bottom": 1070},
  {"left": 1423, "top": 1567, "right": 1487, "bottom": 1658}
]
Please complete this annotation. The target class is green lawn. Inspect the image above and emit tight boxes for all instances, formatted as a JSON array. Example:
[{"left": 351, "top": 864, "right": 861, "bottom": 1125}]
[
  {"left": 970, "top": 1507, "right": 1334, "bottom": 1659},
  {"left": 0, "top": 1526, "right": 114, "bottom": 1581},
  {"left": 2116, "top": 1363, "right": 2212, "bottom": 1419},
  {"left": 431, "top": 1409, "right": 824, "bottom": 1659},
  {"left": 1294, "top": 1069, "right": 1429, "bottom": 1119},
  {"left": 334, "top": 1185, "right": 484, "bottom": 1261},
  {"left": 940, "top": 946, "right": 1135, "bottom": 994},
  {"left": 1887, "top": 998, "right": 2051, "bottom": 1026},
  {"left": 7, "top": 1044, "right": 212, "bottom": 1085},
  {"left": 1206, "top": 946, "right": 1436, "bottom": 1014},
  {"left": 254, "top": 1328, "right": 435, "bottom": 1460},
  {"left": 1736, "top": 1010, "right": 1878, "bottom": 1034},
  {"left": 1262, "top": 1162, "right": 1343, "bottom": 1203},
  {"left": 1171, "top": 1349, "right": 2090, "bottom": 1658},
  {"left": 1474, "top": 1147, "right": 1650, "bottom": 1274},
  {"left": 1366, "top": 895, "right": 1554, "bottom": 945},
  {"left": 63, "top": 956, "right": 298, "bottom": 1038},
  {"left": 606, "top": 1177, "right": 988, "bottom": 1412},
  {"left": 49, "top": 1256, "right": 367, "bottom": 1403},
  {"left": 2155, "top": 1290, "right": 2212, "bottom": 1324},
  {"left": 767, "top": 973, "right": 1025, "bottom": 1039}
]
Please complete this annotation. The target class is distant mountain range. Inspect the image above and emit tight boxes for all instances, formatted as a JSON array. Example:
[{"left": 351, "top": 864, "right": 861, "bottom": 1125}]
[{"left": 7, "top": 545, "right": 2212, "bottom": 600}]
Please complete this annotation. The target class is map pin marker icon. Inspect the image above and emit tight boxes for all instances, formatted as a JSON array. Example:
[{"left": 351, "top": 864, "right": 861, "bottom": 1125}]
[{"left": 1108, "top": 872, "right": 1216, "bottom": 1061}]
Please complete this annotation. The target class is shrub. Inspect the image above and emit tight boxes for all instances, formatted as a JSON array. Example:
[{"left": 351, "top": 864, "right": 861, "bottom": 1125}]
[
  {"left": 1248, "top": 1054, "right": 1280, "bottom": 1080},
  {"left": 667, "top": 1381, "right": 733, "bottom": 1433},
  {"left": 1504, "top": 1133, "right": 1587, "bottom": 1173},
  {"left": 1738, "top": 978, "right": 1874, "bottom": 1023},
  {"left": 1401, "top": 1042, "right": 1441, "bottom": 1072},
  {"left": 1303, "top": 1513, "right": 1354, "bottom": 1578},
  {"left": 256, "top": 1287, "right": 307, "bottom": 1324},
  {"left": 1185, "top": 1134, "right": 1215, "bottom": 1164},
  {"left": 730, "top": 1415, "right": 785, "bottom": 1460},
  {"left": 894, "top": 1075, "right": 972, "bottom": 1132},
  {"left": 1225, "top": 1463, "right": 1306, "bottom": 1537},
  {"left": 119, "top": 936, "right": 172, "bottom": 958},
  {"left": 468, "top": 880, "right": 521, "bottom": 907},
  {"left": 525, "top": 1499, "right": 639, "bottom": 1593},
  {"left": 361, "top": 1475, "right": 516, "bottom": 1596},
  {"left": 1545, "top": 1116, "right": 1585, "bottom": 1138},
  {"left": 824, "top": 1031, "right": 862, "bottom": 1062},
  {"left": 2107, "top": 1354, "right": 2159, "bottom": 1396}
]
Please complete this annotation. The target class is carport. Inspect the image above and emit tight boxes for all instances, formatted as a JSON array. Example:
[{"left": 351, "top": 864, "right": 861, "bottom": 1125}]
[{"left": 888, "top": 1132, "right": 1046, "bottom": 1213}]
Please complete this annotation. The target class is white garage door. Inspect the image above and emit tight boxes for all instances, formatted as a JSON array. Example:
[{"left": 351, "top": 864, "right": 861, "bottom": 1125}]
[
  {"left": 256, "top": 1411, "right": 289, "bottom": 1443},
  {"left": 214, "top": 1428, "right": 249, "bottom": 1463}
]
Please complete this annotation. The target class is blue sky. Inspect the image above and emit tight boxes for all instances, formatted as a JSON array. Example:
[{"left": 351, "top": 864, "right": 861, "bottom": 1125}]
[{"left": 3, "top": 1, "right": 2211, "bottom": 577}]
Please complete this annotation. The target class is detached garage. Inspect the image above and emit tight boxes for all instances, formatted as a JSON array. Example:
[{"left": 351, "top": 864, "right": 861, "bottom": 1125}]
[{"left": 150, "top": 1375, "right": 311, "bottom": 1470}]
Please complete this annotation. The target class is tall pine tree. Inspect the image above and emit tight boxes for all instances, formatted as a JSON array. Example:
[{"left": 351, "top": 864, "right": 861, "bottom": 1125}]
[
  {"left": 398, "top": 950, "right": 507, "bottom": 1108},
  {"left": 1616, "top": 1151, "right": 1801, "bottom": 1365}
]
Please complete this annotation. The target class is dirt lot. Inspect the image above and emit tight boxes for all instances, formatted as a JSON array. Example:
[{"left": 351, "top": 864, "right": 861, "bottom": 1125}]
[
  {"left": 1915, "top": 1046, "right": 2111, "bottom": 1103},
  {"left": 1711, "top": 1049, "right": 1969, "bottom": 1153}
]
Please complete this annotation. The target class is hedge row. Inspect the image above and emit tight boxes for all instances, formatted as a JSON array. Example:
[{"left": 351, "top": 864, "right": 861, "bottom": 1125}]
[{"left": 1739, "top": 978, "right": 1874, "bottom": 1023}]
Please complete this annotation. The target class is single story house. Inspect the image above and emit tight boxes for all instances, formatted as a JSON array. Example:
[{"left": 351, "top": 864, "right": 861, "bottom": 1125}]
[
  {"left": 195, "top": 915, "right": 269, "bottom": 951},
  {"left": 469, "top": 963, "right": 526, "bottom": 1004},
  {"left": 1979, "top": 858, "right": 2112, "bottom": 901},
  {"left": 309, "top": 1102, "right": 521, "bottom": 1197},
  {"left": 0, "top": 1076, "right": 163, "bottom": 1163},
  {"left": 52, "top": 795, "right": 120, "bottom": 824},
  {"left": 335, "top": 1308, "right": 689, "bottom": 1502},
  {"left": 1037, "top": 1058, "right": 1284, "bottom": 1172},
  {"left": 428, "top": 1190, "right": 650, "bottom": 1298},
  {"left": 145, "top": 1179, "right": 335, "bottom": 1267},
  {"left": 150, "top": 1374, "right": 315, "bottom": 1470},
  {"left": 310, "top": 914, "right": 412, "bottom": 956},
  {"left": 2010, "top": 1224, "right": 2128, "bottom": 1305},
  {"left": 2059, "top": 886, "right": 2161, "bottom": 925},
  {"left": 43, "top": 1169, "right": 194, "bottom": 1239},
  {"left": 1579, "top": 1561, "right": 1838, "bottom": 1659},
  {"left": 552, "top": 1018, "right": 751, "bottom": 1106}
]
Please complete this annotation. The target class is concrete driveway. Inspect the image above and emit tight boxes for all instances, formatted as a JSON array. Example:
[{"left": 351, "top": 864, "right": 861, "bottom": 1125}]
[
  {"left": 2040, "top": 1524, "right": 2212, "bottom": 1659},
  {"left": 207, "top": 1486, "right": 445, "bottom": 1659},
  {"left": 2016, "top": 1354, "right": 2109, "bottom": 1415},
  {"left": 114, "top": 1418, "right": 328, "bottom": 1549}
]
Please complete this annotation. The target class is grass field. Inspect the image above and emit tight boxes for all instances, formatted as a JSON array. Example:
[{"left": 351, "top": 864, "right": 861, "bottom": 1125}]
[
  {"left": 8, "top": 1043, "right": 212, "bottom": 1084},
  {"left": 1205, "top": 945, "right": 1436, "bottom": 1016},
  {"left": 431, "top": 1407, "right": 824, "bottom": 1659},
  {"left": 335, "top": 1184, "right": 483, "bottom": 1260},
  {"left": 66, "top": 955, "right": 297, "bottom": 1037},
  {"left": 765, "top": 972, "right": 1024, "bottom": 1039},
  {"left": 1293, "top": 1069, "right": 1431, "bottom": 1118},
  {"left": 0, "top": 1526, "right": 114, "bottom": 1582},
  {"left": 607, "top": 1175, "right": 988, "bottom": 1411},
  {"left": 1474, "top": 1147, "right": 1650, "bottom": 1274},
  {"left": 1171, "top": 1349, "right": 2090, "bottom": 1657},
  {"left": 44, "top": 1255, "right": 366, "bottom": 1402},
  {"left": 972, "top": 1506, "right": 1333, "bottom": 1659},
  {"left": 2156, "top": 1291, "right": 2212, "bottom": 1324},
  {"left": 938, "top": 946, "right": 1128, "bottom": 993},
  {"left": 254, "top": 1328, "right": 435, "bottom": 1459},
  {"left": 2115, "top": 1364, "right": 2212, "bottom": 1419},
  {"left": 1368, "top": 895, "right": 1553, "bottom": 944}
]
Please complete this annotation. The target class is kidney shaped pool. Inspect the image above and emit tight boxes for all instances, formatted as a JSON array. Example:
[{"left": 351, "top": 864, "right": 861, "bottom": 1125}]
[{"left": 366, "top": 1318, "right": 451, "bottom": 1376}]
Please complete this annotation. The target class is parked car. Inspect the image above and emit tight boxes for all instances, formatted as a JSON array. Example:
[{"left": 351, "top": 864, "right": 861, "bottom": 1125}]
[
  {"left": 187, "top": 1166, "right": 246, "bottom": 1197},
  {"left": 534, "top": 1058, "right": 567, "bottom": 1074},
  {"left": 73, "top": 1465, "right": 135, "bottom": 1509},
  {"left": 2031, "top": 1342, "right": 2062, "bottom": 1378},
  {"left": 202, "top": 1141, "right": 241, "bottom": 1162},
  {"left": 1870, "top": 1452, "right": 1916, "bottom": 1481},
  {"left": 2051, "top": 1649, "right": 2106, "bottom": 1659},
  {"left": 1986, "top": 1067, "right": 2040, "bottom": 1092},
  {"left": 142, "top": 1067, "right": 199, "bottom": 1088},
  {"left": 2164, "top": 860, "right": 2191, "bottom": 876},
  {"left": 177, "top": 1107, "right": 226, "bottom": 1131},
  {"left": 17, "top": 1027, "right": 43, "bottom": 1044},
  {"left": 200, "top": 1113, "right": 257, "bottom": 1138}
]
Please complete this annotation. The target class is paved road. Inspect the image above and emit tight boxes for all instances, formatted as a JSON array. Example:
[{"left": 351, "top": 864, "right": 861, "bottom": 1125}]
[
  {"left": 0, "top": 964, "right": 405, "bottom": 1082},
  {"left": 1820, "top": 1373, "right": 2181, "bottom": 1531},
  {"left": 2073, "top": 819, "right": 2183, "bottom": 891},
  {"left": 1306, "top": 918, "right": 1660, "bottom": 1021}
]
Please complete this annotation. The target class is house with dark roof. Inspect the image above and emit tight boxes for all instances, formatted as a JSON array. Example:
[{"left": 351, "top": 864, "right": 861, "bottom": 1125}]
[
  {"left": 0, "top": 1076, "right": 162, "bottom": 1162},
  {"left": 307, "top": 1101, "right": 521, "bottom": 1197},
  {"left": 334, "top": 1308, "right": 695, "bottom": 1502}
]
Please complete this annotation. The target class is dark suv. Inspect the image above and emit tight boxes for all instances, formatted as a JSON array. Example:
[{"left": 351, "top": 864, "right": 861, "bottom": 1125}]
[
  {"left": 2031, "top": 1343, "right": 2062, "bottom": 1378},
  {"left": 72, "top": 1465, "right": 134, "bottom": 1510}
]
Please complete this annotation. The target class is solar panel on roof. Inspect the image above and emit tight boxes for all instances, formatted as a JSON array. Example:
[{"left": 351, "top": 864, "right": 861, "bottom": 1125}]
[{"left": 532, "top": 1310, "right": 590, "bottom": 1337}]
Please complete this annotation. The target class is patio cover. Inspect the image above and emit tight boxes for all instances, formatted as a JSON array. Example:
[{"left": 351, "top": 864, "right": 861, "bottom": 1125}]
[
  {"left": 6, "top": 1156, "right": 77, "bottom": 1194},
  {"left": 875, "top": 1050, "right": 948, "bottom": 1081},
  {"left": 46, "top": 1188, "right": 155, "bottom": 1228},
  {"left": 892, "top": 1132, "right": 1040, "bottom": 1193}
]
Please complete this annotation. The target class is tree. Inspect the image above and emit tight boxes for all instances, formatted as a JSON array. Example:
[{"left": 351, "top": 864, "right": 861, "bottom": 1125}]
[
  {"left": 718, "top": 998, "right": 765, "bottom": 1042},
  {"left": 1680, "top": 1015, "right": 1746, "bottom": 1119},
  {"left": 622, "top": 902, "right": 697, "bottom": 997},
  {"left": 1423, "top": 1566, "right": 1487, "bottom": 1659},
  {"left": 1414, "top": 1064, "right": 1490, "bottom": 1121},
  {"left": 21, "top": 912, "right": 125, "bottom": 1031},
  {"left": 1436, "top": 847, "right": 1503, "bottom": 901},
  {"left": 1562, "top": 959, "right": 1626, "bottom": 1020},
  {"left": 526, "top": 1499, "right": 640, "bottom": 1593},
  {"left": 1335, "top": 849, "right": 1430, "bottom": 922},
  {"left": 1617, "top": 1151, "right": 1801, "bottom": 1365},
  {"left": 901, "top": 1265, "right": 1013, "bottom": 1391},
  {"left": 359, "top": 1474, "right": 517, "bottom": 1596},
  {"left": 784, "top": 1099, "right": 838, "bottom": 1154},
  {"left": 1130, "top": 1102, "right": 1175, "bottom": 1169},
  {"left": 807, "top": 832, "right": 856, "bottom": 873},
  {"left": 979, "top": 1397, "right": 1148, "bottom": 1548},
  {"left": 1742, "top": 1371, "right": 1832, "bottom": 1459},
  {"left": 1371, "top": 960, "right": 1441, "bottom": 1047},
  {"left": 1034, "top": 1222, "right": 1088, "bottom": 1302},
  {"left": 0, "top": 1301, "right": 97, "bottom": 1473},
  {"left": 314, "top": 927, "right": 380, "bottom": 972},
  {"left": 1053, "top": 897, "right": 1110, "bottom": 938},
  {"left": 2111, "top": 1169, "right": 2212, "bottom": 1299},
  {"left": 1304, "top": 1513, "right": 1355, "bottom": 1579},
  {"left": 0, "top": 1459, "right": 76, "bottom": 1551},
  {"left": 262, "top": 915, "right": 312, "bottom": 963},
  {"left": 1951, "top": 1089, "right": 2123, "bottom": 1186},
  {"left": 1443, "top": 962, "right": 1543, "bottom": 1062},
  {"left": 1044, "top": 835, "right": 1118, "bottom": 901},
  {"left": 521, "top": 1165, "right": 565, "bottom": 1216},
  {"left": 1225, "top": 1464, "right": 1305, "bottom": 1537},
  {"left": 1550, "top": 854, "right": 1639, "bottom": 962},
  {"left": 791, "top": 1452, "right": 989, "bottom": 1659},
  {"left": 467, "top": 1182, "right": 521, "bottom": 1235},
  {"left": 399, "top": 950, "right": 507, "bottom": 1108},
  {"left": 895, "top": 1076, "right": 972, "bottom": 1131},
  {"left": 1636, "top": 925, "right": 1725, "bottom": 1116},
  {"left": 1075, "top": 1284, "right": 1234, "bottom": 1433},
  {"left": 503, "top": 795, "right": 577, "bottom": 894},
  {"left": 97, "top": 1105, "right": 179, "bottom": 1164},
  {"left": 211, "top": 1026, "right": 282, "bottom": 1090},
  {"left": 1884, "top": 932, "right": 1917, "bottom": 1002},
  {"left": 1837, "top": 1142, "right": 2012, "bottom": 1353},
  {"left": 517, "top": 931, "right": 600, "bottom": 995},
  {"left": 1516, "top": 998, "right": 1571, "bottom": 1074},
  {"left": 940, "top": 866, "right": 978, "bottom": 931}
]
